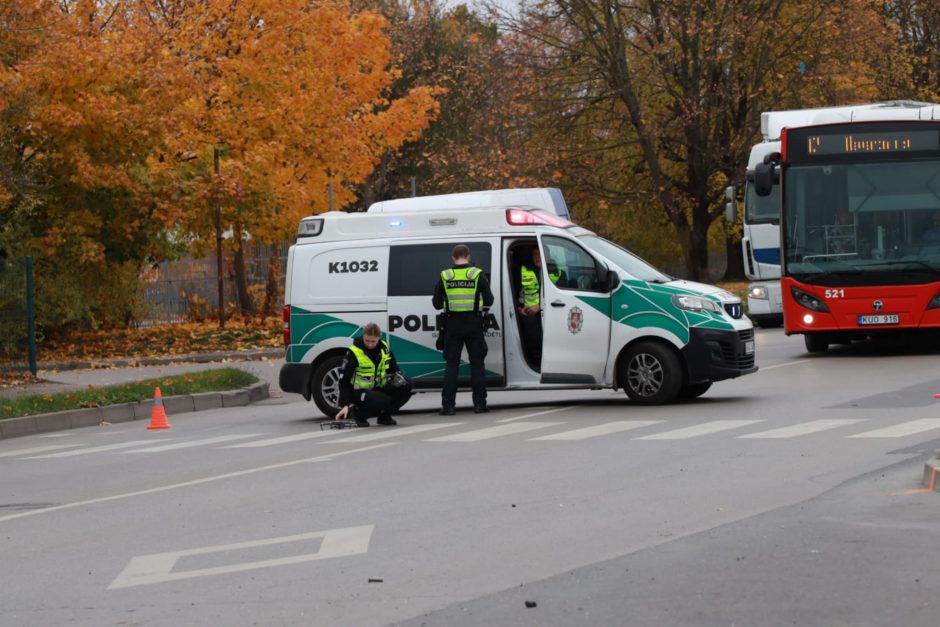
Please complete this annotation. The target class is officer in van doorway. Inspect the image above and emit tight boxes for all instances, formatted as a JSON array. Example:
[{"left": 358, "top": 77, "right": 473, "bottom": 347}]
[
  {"left": 517, "top": 247, "right": 568, "bottom": 367},
  {"left": 433, "top": 244, "right": 494, "bottom": 415},
  {"left": 334, "top": 322, "right": 412, "bottom": 427}
]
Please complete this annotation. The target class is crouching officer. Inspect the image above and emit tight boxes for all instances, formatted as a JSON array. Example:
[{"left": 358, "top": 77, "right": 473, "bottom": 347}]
[
  {"left": 334, "top": 322, "right": 412, "bottom": 427},
  {"left": 433, "top": 244, "right": 494, "bottom": 415}
]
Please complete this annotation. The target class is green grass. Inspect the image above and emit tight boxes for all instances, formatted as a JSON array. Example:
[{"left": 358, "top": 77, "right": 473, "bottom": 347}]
[{"left": 0, "top": 368, "right": 259, "bottom": 420}]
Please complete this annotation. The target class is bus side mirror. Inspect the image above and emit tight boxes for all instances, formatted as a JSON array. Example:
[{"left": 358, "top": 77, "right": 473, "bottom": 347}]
[
  {"left": 754, "top": 161, "right": 774, "bottom": 196},
  {"left": 724, "top": 185, "right": 736, "bottom": 223}
]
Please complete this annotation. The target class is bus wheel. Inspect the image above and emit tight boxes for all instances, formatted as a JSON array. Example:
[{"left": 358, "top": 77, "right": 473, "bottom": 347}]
[
  {"left": 804, "top": 334, "right": 829, "bottom": 354},
  {"left": 679, "top": 382, "right": 712, "bottom": 399},
  {"left": 311, "top": 355, "right": 345, "bottom": 417},
  {"left": 621, "top": 341, "right": 683, "bottom": 405}
]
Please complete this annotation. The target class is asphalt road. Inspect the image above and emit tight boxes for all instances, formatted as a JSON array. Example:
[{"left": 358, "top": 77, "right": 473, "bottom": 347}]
[{"left": 1, "top": 329, "right": 939, "bottom": 626}]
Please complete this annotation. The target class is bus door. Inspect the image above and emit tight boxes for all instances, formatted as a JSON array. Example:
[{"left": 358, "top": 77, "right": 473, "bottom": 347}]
[{"left": 538, "top": 235, "right": 611, "bottom": 385}]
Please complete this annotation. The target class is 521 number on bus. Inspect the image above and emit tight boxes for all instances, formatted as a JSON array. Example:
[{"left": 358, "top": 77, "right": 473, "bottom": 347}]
[{"left": 824, "top": 289, "right": 845, "bottom": 299}]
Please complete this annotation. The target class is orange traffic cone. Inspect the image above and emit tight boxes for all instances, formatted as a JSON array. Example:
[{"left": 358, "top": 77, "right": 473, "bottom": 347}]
[{"left": 147, "top": 387, "right": 171, "bottom": 430}]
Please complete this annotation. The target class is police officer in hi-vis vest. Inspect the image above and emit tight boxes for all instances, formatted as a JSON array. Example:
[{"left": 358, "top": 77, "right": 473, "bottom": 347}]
[
  {"left": 517, "top": 247, "right": 566, "bottom": 367},
  {"left": 334, "top": 322, "right": 411, "bottom": 427},
  {"left": 433, "top": 244, "right": 494, "bottom": 415}
]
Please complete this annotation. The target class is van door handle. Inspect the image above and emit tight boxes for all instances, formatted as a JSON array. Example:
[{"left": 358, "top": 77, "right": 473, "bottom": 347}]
[{"left": 551, "top": 300, "right": 565, "bottom": 307}]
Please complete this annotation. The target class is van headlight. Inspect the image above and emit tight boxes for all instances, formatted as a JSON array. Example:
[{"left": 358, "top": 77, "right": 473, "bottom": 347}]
[
  {"left": 749, "top": 285, "right": 768, "bottom": 300},
  {"left": 671, "top": 294, "right": 722, "bottom": 314}
]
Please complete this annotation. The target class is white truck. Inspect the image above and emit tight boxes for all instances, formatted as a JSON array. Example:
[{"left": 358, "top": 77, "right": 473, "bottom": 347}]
[{"left": 279, "top": 204, "right": 756, "bottom": 416}]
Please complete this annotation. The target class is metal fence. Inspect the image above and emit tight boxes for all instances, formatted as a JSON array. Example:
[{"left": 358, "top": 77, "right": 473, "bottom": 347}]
[
  {"left": 138, "top": 243, "right": 289, "bottom": 326},
  {"left": 0, "top": 256, "right": 37, "bottom": 374}
]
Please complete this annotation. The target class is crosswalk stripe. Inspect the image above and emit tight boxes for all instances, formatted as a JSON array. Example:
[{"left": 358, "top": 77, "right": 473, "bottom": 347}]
[
  {"left": 322, "top": 423, "right": 464, "bottom": 443},
  {"left": 26, "top": 440, "right": 170, "bottom": 458},
  {"left": 847, "top": 418, "right": 940, "bottom": 439},
  {"left": 425, "top": 421, "right": 562, "bottom": 442},
  {"left": 498, "top": 406, "right": 577, "bottom": 423},
  {"left": 738, "top": 419, "right": 867, "bottom": 439},
  {"left": 119, "top": 434, "right": 264, "bottom": 453},
  {"left": 531, "top": 420, "right": 663, "bottom": 441},
  {"left": 0, "top": 444, "right": 82, "bottom": 459},
  {"left": 635, "top": 420, "right": 764, "bottom": 440},
  {"left": 223, "top": 431, "right": 343, "bottom": 448}
]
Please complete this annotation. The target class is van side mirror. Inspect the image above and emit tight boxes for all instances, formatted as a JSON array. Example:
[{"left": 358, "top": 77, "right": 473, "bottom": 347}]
[{"left": 724, "top": 185, "right": 736, "bottom": 224}]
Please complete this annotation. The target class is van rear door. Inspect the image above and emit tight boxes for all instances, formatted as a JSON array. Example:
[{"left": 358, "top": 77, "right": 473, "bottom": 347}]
[{"left": 538, "top": 235, "right": 612, "bottom": 384}]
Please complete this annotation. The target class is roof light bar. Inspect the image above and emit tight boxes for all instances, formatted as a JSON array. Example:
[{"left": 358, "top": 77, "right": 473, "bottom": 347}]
[
  {"left": 505, "top": 208, "right": 572, "bottom": 228},
  {"left": 298, "top": 218, "right": 323, "bottom": 237}
]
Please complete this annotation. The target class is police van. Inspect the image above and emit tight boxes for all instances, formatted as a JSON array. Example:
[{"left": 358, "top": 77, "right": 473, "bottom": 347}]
[{"left": 279, "top": 205, "right": 757, "bottom": 416}]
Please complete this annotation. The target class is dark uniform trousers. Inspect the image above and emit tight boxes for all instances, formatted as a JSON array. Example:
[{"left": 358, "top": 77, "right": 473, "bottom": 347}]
[
  {"left": 442, "top": 312, "right": 488, "bottom": 409},
  {"left": 519, "top": 313, "right": 542, "bottom": 365},
  {"left": 354, "top": 385, "right": 412, "bottom": 419}
]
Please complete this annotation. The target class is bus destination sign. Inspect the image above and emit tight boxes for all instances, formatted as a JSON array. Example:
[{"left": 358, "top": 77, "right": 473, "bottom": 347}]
[{"left": 805, "top": 130, "right": 939, "bottom": 156}]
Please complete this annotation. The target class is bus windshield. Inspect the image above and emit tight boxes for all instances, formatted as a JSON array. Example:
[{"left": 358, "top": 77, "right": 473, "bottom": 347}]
[
  {"left": 578, "top": 234, "right": 671, "bottom": 283},
  {"left": 783, "top": 160, "right": 940, "bottom": 285}
]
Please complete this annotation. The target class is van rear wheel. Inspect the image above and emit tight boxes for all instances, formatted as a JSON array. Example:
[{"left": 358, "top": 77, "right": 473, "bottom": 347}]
[
  {"left": 311, "top": 355, "right": 345, "bottom": 417},
  {"left": 621, "top": 341, "right": 683, "bottom": 405}
]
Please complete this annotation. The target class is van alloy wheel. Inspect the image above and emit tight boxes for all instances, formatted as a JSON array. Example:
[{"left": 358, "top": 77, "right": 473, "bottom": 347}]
[{"left": 621, "top": 341, "right": 683, "bottom": 405}]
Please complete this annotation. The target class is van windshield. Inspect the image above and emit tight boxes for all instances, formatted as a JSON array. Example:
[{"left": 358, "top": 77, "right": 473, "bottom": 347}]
[{"left": 578, "top": 234, "right": 671, "bottom": 283}]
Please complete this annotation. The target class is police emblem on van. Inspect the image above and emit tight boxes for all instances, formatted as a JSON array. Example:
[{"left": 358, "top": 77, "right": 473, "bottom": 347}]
[{"left": 567, "top": 306, "right": 583, "bottom": 334}]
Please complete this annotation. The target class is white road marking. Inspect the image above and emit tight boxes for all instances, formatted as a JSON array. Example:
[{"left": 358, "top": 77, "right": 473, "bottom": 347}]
[
  {"left": 759, "top": 360, "right": 810, "bottom": 371},
  {"left": 223, "top": 431, "right": 342, "bottom": 448},
  {"left": 0, "top": 444, "right": 81, "bottom": 459},
  {"left": 635, "top": 420, "right": 765, "bottom": 440},
  {"left": 531, "top": 420, "right": 663, "bottom": 441},
  {"left": 37, "top": 433, "right": 75, "bottom": 438},
  {"left": 847, "top": 418, "right": 940, "bottom": 439},
  {"left": 109, "top": 525, "right": 374, "bottom": 590},
  {"left": 323, "top": 423, "right": 464, "bottom": 443},
  {"left": 119, "top": 434, "right": 265, "bottom": 453},
  {"left": 425, "top": 421, "right": 562, "bottom": 442},
  {"left": 26, "top": 440, "right": 170, "bottom": 459},
  {"left": 0, "top": 443, "right": 395, "bottom": 524},
  {"left": 498, "top": 406, "right": 578, "bottom": 423},
  {"left": 738, "top": 419, "right": 867, "bottom": 439}
]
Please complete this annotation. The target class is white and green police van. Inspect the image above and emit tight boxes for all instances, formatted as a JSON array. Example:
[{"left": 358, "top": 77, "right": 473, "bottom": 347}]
[{"left": 279, "top": 205, "right": 757, "bottom": 416}]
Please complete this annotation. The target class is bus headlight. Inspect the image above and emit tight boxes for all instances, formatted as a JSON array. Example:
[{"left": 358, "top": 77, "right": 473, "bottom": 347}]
[
  {"left": 672, "top": 294, "right": 722, "bottom": 314},
  {"left": 790, "top": 286, "right": 830, "bottom": 312},
  {"left": 928, "top": 292, "right": 940, "bottom": 310},
  {"left": 749, "top": 285, "right": 768, "bottom": 300}
]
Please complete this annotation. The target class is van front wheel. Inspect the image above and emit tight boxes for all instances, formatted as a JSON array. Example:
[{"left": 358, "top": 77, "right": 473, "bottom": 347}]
[
  {"left": 311, "top": 355, "right": 345, "bottom": 417},
  {"left": 621, "top": 342, "right": 683, "bottom": 405}
]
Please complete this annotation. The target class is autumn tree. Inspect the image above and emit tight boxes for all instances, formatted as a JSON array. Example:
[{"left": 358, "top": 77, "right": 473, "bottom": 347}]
[
  {"left": 508, "top": 0, "right": 899, "bottom": 280},
  {"left": 353, "top": 0, "right": 557, "bottom": 208},
  {"left": 147, "top": 0, "right": 441, "bottom": 314},
  {"left": 0, "top": 0, "right": 440, "bottom": 328}
]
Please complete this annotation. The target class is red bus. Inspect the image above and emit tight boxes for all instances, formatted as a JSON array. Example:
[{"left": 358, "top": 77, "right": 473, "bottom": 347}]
[{"left": 755, "top": 117, "right": 940, "bottom": 352}]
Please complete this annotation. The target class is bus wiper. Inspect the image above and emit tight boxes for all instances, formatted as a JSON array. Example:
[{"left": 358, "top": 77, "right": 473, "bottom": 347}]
[{"left": 873, "top": 259, "right": 940, "bottom": 279}]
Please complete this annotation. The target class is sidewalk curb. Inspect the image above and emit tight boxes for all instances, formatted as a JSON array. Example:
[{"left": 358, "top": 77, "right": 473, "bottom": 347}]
[
  {"left": 922, "top": 454, "right": 940, "bottom": 492},
  {"left": 33, "top": 349, "right": 283, "bottom": 372},
  {"left": 0, "top": 381, "right": 270, "bottom": 440}
]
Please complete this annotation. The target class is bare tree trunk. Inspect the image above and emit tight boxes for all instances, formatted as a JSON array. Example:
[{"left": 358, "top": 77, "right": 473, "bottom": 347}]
[
  {"left": 263, "top": 247, "right": 283, "bottom": 316},
  {"left": 232, "top": 230, "right": 255, "bottom": 316},
  {"left": 723, "top": 232, "right": 745, "bottom": 281}
]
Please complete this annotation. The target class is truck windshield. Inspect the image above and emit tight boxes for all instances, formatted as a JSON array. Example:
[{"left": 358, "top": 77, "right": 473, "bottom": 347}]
[
  {"left": 745, "top": 179, "right": 779, "bottom": 224},
  {"left": 783, "top": 160, "right": 940, "bottom": 285},
  {"left": 578, "top": 234, "right": 671, "bottom": 283}
]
